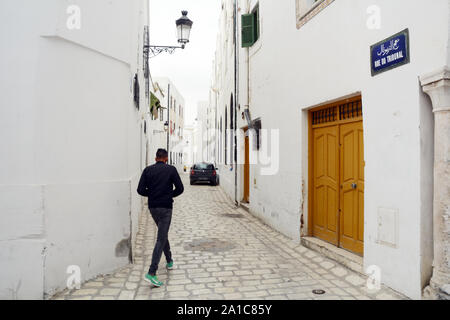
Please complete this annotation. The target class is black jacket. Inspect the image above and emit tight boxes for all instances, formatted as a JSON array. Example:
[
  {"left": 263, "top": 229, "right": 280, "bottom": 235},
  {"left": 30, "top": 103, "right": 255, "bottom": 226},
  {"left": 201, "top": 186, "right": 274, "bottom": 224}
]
[{"left": 137, "top": 162, "right": 184, "bottom": 209}]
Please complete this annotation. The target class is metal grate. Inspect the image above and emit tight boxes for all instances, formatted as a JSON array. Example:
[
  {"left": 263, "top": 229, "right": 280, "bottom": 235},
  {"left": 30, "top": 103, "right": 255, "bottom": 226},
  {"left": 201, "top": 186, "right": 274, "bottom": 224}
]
[
  {"left": 312, "top": 106, "right": 337, "bottom": 125},
  {"left": 312, "top": 99, "right": 362, "bottom": 126},
  {"left": 339, "top": 100, "right": 362, "bottom": 121}
]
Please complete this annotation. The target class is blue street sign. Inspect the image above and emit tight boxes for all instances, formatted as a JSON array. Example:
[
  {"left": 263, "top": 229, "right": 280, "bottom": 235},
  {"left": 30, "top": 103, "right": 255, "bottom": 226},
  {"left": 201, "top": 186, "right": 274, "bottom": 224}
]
[{"left": 370, "top": 29, "right": 410, "bottom": 76}]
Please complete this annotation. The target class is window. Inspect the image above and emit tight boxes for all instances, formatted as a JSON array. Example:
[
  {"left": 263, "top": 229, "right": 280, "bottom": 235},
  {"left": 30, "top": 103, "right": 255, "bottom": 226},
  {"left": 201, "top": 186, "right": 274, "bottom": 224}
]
[
  {"left": 133, "top": 74, "right": 140, "bottom": 109},
  {"left": 296, "top": 0, "right": 335, "bottom": 29},
  {"left": 241, "top": 4, "right": 260, "bottom": 48},
  {"left": 194, "top": 163, "right": 214, "bottom": 170}
]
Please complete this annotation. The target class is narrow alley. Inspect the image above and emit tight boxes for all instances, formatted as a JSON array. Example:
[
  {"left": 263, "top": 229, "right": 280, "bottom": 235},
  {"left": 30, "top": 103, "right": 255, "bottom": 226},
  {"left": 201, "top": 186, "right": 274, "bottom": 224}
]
[
  {"left": 53, "top": 175, "right": 405, "bottom": 300},
  {"left": 2, "top": 0, "right": 449, "bottom": 302}
]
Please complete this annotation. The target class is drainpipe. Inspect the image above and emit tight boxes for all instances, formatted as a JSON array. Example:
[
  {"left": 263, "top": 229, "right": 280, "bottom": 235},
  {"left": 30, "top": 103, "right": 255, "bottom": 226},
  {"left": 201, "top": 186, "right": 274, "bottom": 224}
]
[
  {"left": 234, "top": 0, "right": 239, "bottom": 206},
  {"left": 247, "top": 0, "right": 250, "bottom": 111}
]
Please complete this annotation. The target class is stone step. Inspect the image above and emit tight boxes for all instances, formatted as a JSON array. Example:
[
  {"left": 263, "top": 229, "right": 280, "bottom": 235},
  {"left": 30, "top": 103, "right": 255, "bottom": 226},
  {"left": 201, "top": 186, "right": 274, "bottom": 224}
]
[{"left": 301, "top": 236, "right": 364, "bottom": 276}]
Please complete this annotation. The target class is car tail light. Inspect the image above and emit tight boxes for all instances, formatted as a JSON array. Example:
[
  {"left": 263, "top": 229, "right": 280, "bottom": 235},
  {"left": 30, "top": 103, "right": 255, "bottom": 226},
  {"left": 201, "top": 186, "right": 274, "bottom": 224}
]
[
  {"left": 212, "top": 170, "right": 216, "bottom": 176},
  {"left": 191, "top": 170, "right": 195, "bottom": 175}
]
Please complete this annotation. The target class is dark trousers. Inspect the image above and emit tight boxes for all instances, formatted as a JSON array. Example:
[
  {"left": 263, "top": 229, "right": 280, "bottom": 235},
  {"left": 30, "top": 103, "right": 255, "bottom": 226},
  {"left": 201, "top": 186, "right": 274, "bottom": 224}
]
[{"left": 148, "top": 208, "right": 173, "bottom": 275}]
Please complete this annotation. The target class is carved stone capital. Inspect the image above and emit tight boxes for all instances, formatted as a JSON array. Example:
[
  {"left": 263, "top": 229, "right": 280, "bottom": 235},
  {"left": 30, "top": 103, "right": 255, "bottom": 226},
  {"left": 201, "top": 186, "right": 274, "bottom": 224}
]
[{"left": 420, "top": 67, "right": 450, "bottom": 113}]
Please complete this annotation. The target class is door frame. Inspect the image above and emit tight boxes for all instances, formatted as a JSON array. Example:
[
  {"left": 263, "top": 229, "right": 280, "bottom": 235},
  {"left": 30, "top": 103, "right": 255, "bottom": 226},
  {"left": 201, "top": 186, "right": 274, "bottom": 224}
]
[{"left": 307, "top": 95, "right": 364, "bottom": 254}]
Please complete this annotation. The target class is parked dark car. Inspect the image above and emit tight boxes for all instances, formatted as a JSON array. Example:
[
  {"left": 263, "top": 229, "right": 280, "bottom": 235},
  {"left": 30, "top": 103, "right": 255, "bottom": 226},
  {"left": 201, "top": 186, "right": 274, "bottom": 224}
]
[{"left": 190, "top": 162, "right": 219, "bottom": 186}]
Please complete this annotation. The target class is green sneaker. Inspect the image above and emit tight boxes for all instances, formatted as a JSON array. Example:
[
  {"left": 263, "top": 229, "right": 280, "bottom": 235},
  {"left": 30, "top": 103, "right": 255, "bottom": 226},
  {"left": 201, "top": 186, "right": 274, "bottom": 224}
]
[
  {"left": 166, "top": 261, "right": 174, "bottom": 270},
  {"left": 144, "top": 274, "right": 163, "bottom": 287}
]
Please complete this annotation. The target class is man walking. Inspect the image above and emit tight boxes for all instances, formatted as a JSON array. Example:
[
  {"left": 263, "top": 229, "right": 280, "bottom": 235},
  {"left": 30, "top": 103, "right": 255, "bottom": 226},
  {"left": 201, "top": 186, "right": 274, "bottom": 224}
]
[{"left": 137, "top": 148, "right": 184, "bottom": 287}]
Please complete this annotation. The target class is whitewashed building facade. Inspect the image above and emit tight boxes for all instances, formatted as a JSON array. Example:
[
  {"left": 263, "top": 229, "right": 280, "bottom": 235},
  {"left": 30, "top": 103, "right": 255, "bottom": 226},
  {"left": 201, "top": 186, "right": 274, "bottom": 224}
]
[
  {"left": 0, "top": 0, "right": 150, "bottom": 299},
  {"left": 152, "top": 77, "right": 186, "bottom": 171},
  {"left": 146, "top": 80, "right": 168, "bottom": 167},
  {"left": 182, "top": 124, "right": 196, "bottom": 168},
  {"left": 208, "top": 0, "right": 450, "bottom": 299},
  {"left": 194, "top": 101, "right": 210, "bottom": 164}
]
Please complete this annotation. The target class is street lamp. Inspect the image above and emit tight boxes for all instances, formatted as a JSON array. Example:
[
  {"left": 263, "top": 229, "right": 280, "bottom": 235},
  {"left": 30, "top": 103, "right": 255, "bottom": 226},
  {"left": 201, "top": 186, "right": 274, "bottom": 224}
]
[
  {"left": 144, "top": 11, "right": 193, "bottom": 58},
  {"left": 176, "top": 11, "right": 193, "bottom": 48}
]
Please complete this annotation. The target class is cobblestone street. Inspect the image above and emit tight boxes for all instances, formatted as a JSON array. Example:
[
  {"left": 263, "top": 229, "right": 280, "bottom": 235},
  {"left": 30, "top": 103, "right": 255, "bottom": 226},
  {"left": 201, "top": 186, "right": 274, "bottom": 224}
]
[{"left": 53, "top": 174, "right": 406, "bottom": 300}]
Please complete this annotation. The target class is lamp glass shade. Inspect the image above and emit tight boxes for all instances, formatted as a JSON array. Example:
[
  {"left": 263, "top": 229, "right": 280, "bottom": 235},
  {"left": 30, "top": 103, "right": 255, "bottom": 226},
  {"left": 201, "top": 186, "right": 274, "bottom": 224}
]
[
  {"left": 176, "top": 11, "right": 193, "bottom": 45},
  {"left": 177, "top": 24, "right": 191, "bottom": 44}
]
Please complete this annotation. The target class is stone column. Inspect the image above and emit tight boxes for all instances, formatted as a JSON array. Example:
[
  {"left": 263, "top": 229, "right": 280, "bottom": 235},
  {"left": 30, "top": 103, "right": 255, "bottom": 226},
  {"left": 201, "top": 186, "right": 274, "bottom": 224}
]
[{"left": 420, "top": 67, "right": 450, "bottom": 300}]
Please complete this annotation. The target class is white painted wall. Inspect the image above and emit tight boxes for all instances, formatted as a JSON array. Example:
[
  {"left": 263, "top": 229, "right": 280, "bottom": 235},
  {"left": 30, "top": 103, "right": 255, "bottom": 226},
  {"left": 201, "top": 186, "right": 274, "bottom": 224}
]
[
  {"left": 0, "top": 0, "right": 149, "bottom": 299},
  {"left": 206, "top": 86, "right": 217, "bottom": 163},
  {"left": 147, "top": 80, "right": 170, "bottom": 167},
  {"left": 194, "top": 101, "right": 209, "bottom": 163},
  {"left": 212, "top": 0, "right": 239, "bottom": 202},
  {"left": 183, "top": 125, "right": 196, "bottom": 167},
  {"left": 211, "top": 0, "right": 448, "bottom": 299}
]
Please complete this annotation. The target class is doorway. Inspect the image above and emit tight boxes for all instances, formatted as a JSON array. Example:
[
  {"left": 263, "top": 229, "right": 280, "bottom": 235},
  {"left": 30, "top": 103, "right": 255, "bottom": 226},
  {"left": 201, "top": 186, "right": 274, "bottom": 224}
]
[
  {"left": 309, "top": 96, "right": 364, "bottom": 255},
  {"left": 243, "top": 127, "right": 250, "bottom": 203}
]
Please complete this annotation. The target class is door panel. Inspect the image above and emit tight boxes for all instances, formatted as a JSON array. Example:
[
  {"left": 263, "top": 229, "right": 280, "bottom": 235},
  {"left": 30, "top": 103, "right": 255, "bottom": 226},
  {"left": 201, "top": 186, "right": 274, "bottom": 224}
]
[
  {"left": 339, "top": 121, "right": 364, "bottom": 255},
  {"left": 312, "top": 126, "right": 339, "bottom": 245},
  {"left": 342, "top": 189, "right": 354, "bottom": 237},
  {"left": 310, "top": 98, "right": 364, "bottom": 256},
  {"left": 327, "top": 185, "right": 338, "bottom": 232}
]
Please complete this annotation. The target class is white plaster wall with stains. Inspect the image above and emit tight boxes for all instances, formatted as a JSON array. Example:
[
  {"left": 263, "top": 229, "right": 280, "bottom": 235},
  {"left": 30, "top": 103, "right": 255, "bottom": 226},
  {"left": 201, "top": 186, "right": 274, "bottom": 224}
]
[
  {"left": 0, "top": 0, "right": 149, "bottom": 299},
  {"left": 244, "top": 0, "right": 446, "bottom": 299},
  {"left": 211, "top": 0, "right": 448, "bottom": 299}
]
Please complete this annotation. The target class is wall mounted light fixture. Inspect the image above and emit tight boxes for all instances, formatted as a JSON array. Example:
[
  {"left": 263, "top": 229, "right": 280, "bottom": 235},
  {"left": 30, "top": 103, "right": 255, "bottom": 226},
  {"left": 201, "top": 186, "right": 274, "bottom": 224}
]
[{"left": 144, "top": 11, "right": 193, "bottom": 59}]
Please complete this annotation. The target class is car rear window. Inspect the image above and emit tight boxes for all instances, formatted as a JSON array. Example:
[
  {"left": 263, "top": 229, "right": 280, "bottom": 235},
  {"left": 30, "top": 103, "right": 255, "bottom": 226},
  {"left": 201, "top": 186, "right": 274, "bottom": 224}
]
[{"left": 194, "top": 163, "right": 214, "bottom": 170}]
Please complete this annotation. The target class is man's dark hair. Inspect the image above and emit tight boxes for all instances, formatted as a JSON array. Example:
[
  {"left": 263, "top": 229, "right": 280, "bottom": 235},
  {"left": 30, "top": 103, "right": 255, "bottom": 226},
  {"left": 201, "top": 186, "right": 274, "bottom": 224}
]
[{"left": 156, "top": 148, "right": 168, "bottom": 159}]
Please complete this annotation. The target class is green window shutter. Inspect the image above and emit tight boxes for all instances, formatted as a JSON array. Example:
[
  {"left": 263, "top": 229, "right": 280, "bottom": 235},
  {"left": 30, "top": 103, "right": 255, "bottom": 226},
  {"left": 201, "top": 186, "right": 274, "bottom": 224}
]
[
  {"left": 254, "top": 7, "right": 260, "bottom": 42},
  {"left": 241, "top": 13, "right": 255, "bottom": 48}
]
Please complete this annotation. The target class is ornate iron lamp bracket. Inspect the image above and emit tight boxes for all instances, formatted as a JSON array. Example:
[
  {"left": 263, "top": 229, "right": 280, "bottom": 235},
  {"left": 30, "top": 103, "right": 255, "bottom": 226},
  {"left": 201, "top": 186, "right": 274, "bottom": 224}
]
[{"left": 144, "top": 45, "right": 185, "bottom": 59}]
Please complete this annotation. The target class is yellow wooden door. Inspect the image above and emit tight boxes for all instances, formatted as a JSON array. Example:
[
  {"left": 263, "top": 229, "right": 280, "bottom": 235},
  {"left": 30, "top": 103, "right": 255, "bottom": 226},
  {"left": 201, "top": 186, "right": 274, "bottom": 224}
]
[
  {"left": 312, "top": 125, "right": 339, "bottom": 245},
  {"left": 243, "top": 135, "right": 250, "bottom": 203},
  {"left": 339, "top": 121, "right": 364, "bottom": 255}
]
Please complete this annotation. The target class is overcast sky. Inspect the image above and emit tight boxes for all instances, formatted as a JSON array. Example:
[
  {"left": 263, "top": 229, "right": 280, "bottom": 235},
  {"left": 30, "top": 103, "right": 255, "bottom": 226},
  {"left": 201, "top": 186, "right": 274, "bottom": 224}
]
[{"left": 149, "top": 0, "right": 221, "bottom": 126}]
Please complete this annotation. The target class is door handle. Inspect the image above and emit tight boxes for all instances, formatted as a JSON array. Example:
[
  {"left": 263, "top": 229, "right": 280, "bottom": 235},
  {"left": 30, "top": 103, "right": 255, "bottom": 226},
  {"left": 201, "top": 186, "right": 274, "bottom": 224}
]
[{"left": 351, "top": 183, "right": 357, "bottom": 189}]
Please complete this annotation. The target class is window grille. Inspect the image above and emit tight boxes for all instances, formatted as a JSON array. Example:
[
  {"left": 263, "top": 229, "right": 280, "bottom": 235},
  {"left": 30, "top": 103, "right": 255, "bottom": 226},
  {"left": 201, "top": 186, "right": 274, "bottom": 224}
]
[
  {"left": 311, "top": 99, "right": 362, "bottom": 126},
  {"left": 312, "top": 106, "right": 337, "bottom": 125},
  {"left": 339, "top": 100, "right": 362, "bottom": 120}
]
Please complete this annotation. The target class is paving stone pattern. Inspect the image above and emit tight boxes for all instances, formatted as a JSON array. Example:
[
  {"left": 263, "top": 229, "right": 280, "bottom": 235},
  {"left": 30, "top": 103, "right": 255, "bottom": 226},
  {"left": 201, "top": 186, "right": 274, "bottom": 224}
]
[{"left": 53, "top": 175, "right": 406, "bottom": 300}]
